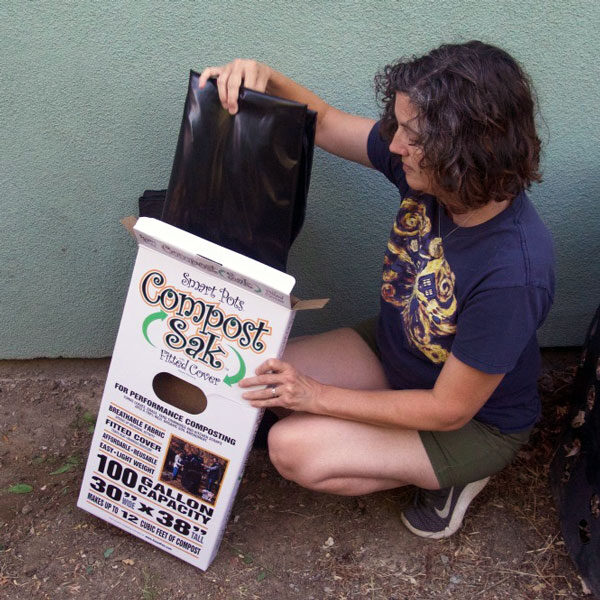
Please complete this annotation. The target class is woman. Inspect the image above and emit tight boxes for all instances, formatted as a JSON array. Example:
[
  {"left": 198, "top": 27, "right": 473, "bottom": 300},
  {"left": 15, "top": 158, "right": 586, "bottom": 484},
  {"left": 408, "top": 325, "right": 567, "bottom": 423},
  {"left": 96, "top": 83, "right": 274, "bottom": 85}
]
[{"left": 199, "top": 41, "right": 554, "bottom": 539}]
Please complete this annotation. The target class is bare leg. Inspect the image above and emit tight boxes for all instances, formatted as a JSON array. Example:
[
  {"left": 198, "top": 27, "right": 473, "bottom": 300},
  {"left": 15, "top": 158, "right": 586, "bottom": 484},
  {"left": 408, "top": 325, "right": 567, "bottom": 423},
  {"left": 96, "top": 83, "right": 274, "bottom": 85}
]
[
  {"left": 269, "top": 327, "right": 390, "bottom": 419},
  {"left": 268, "top": 412, "right": 439, "bottom": 493},
  {"left": 267, "top": 328, "right": 440, "bottom": 494},
  {"left": 282, "top": 328, "right": 390, "bottom": 390}
]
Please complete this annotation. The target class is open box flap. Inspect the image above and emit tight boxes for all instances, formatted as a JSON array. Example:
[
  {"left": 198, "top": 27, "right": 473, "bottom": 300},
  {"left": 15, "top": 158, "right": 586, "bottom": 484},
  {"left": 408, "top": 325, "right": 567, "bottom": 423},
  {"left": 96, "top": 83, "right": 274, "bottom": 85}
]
[
  {"left": 291, "top": 296, "right": 329, "bottom": 310},
  {"left": 131, "top": 217, "right": 296, "bottom": 308},
  {"left": 122, "top": 217, "right": 328, "bottom": 311}
]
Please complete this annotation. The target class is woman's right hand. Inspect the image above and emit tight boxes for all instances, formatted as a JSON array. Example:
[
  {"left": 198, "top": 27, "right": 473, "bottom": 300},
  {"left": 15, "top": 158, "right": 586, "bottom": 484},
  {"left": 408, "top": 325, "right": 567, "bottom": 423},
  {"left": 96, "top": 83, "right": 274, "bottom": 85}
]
[{"left": 199, "top": 59, "right": 273, "bottom": 115}]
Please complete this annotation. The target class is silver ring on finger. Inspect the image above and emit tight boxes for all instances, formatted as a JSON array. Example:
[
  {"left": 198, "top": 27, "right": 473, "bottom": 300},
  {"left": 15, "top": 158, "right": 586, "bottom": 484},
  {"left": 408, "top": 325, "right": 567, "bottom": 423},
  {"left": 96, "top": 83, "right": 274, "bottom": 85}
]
[{"left": 271, "top": 385, "right": 277, "bottom": 397}]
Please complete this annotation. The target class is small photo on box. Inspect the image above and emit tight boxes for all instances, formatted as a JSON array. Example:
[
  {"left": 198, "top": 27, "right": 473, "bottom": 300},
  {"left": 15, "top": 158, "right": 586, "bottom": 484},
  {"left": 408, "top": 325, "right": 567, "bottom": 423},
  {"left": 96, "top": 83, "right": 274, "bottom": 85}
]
[{"left": 159, "top": 435, "right": 229, "bottom": 506}]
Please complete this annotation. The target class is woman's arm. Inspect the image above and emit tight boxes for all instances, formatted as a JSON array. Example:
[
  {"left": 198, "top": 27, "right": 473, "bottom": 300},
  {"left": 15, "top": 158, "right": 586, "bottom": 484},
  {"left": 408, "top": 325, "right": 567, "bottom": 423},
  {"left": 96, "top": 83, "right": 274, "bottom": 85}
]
[
  {"left": 239, "top": 353, "right": 504, "bottom": 432},
  {"left": 199, "top": 59, "right": 375, "bottom": 167}
]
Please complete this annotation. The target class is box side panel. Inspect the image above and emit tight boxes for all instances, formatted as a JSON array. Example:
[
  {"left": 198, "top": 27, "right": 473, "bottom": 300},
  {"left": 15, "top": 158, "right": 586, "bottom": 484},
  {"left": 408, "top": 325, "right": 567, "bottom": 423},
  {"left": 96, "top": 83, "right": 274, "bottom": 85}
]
[{"left": 78, "top": 241, "right": 294, "bottom": 570}]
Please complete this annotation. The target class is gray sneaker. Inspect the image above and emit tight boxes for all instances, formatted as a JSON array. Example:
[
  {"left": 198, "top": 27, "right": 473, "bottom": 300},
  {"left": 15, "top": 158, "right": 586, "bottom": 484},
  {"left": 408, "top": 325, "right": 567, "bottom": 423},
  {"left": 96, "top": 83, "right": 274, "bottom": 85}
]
[{"left": 401, "top": 477, "right": 490, "bottom": 539}]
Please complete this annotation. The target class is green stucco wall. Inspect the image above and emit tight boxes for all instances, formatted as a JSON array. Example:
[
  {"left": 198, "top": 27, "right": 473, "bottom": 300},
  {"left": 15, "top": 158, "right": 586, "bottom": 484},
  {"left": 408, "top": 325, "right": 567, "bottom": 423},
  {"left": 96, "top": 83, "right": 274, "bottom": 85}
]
[{"left": 2, "top": 0, "right": 599, "bottom": 358}]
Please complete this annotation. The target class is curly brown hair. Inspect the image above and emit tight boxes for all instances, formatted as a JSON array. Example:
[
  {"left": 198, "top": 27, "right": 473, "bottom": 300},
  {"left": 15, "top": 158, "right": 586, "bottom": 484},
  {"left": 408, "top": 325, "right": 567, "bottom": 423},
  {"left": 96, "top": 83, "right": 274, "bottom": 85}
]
[{"left": 375, "top": 41, "right": 542, "bottom": 211}]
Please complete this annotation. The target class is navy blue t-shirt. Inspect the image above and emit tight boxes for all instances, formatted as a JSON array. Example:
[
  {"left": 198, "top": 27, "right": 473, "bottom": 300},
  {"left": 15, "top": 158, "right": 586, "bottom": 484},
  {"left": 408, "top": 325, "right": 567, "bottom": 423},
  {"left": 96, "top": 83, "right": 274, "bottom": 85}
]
[{"left": 367, "top": 122, "right": 555, "bottom": 433}]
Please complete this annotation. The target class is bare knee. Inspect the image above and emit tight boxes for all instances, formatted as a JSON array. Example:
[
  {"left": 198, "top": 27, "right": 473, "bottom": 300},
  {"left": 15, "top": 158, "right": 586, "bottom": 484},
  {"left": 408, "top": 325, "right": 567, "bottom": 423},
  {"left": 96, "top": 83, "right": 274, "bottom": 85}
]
[
  {"left": 267, "top": 419, "right": 324, "bottom": 490},
  {"left": 267, "top": 419, "right": 306, "bottom": 482}
]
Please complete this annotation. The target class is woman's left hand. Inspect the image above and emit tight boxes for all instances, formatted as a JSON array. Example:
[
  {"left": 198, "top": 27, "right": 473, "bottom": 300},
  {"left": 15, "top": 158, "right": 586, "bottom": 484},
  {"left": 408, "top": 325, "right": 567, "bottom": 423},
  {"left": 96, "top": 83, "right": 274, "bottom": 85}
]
[{"left": 239, "top": 358, "right": 324, "bottom": 412}]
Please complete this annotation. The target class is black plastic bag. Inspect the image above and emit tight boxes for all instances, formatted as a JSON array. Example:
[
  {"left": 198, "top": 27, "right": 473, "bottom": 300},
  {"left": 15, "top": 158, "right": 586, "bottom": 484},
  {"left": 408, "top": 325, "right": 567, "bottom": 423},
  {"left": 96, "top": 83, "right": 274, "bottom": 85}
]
[
  {"left": 549, "top": 304, "right": 600, "bottom": 596},
  {"left": 138, "top": 189, "right": 166, "bottom": 220},
  {"left": 157, "top": 71, "right": 316, "bottom": 271}
]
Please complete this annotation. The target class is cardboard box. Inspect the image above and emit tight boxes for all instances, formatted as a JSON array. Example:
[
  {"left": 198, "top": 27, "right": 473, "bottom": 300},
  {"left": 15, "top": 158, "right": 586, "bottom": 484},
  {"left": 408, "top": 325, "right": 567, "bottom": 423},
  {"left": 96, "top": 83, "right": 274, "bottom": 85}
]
[{"left": 77, "top": 217, "right": 324, "bottom": 570}]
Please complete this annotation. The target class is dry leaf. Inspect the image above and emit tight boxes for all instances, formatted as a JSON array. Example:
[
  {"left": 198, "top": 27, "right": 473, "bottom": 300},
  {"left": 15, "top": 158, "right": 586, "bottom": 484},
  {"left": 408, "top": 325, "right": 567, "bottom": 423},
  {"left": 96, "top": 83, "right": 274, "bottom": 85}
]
[
  {"left": 564, "top": 438, "right": 581, "bottom": 457},
  {"left": 571, "top": 410, "right": 586, "bottom": 428},
  {"left": 580, "top": 576, "right": 592, "bottom": 595}
]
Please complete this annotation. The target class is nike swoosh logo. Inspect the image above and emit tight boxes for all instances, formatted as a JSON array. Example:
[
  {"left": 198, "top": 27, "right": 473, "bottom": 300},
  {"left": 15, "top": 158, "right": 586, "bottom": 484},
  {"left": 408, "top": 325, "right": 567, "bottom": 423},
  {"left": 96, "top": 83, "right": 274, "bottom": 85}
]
[{"left": 435, "top": 488, "right": 454, "bottom": 519}]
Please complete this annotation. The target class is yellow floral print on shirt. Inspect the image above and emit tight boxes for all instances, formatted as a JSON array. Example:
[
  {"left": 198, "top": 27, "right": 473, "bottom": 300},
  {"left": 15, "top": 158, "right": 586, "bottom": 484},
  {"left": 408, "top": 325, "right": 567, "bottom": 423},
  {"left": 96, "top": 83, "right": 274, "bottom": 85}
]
[{"left": 381, "top": 197, "right": 457, "bottom": 364}]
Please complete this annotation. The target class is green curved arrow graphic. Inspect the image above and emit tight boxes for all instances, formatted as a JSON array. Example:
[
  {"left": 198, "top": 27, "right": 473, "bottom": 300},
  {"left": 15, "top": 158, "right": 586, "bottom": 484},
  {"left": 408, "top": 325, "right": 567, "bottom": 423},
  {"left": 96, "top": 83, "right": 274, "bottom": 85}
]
[
  {"left": 142, "top": 310, "right": 167, "bottom": 346},
  {"left": 223, "top": 346, "right": 246, "bottom": 387}
]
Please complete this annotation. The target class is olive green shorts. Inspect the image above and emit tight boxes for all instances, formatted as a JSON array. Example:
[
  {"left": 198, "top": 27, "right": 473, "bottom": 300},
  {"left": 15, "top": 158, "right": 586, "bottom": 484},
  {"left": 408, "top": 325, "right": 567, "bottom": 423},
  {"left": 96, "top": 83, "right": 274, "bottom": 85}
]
[
  {"left": 418, "top": 421, "right": 530, "bottom": 488},
  {"left": 351, "top": 317, "right": 531, "bottom": 488}
]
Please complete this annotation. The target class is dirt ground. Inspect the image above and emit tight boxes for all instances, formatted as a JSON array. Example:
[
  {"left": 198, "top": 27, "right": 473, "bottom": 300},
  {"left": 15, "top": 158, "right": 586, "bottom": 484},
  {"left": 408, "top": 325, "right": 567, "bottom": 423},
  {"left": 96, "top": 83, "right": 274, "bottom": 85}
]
[{"left": 0, "top": 349, "right": 592, "bottom": 600}]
